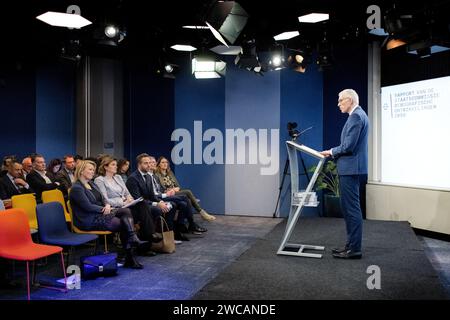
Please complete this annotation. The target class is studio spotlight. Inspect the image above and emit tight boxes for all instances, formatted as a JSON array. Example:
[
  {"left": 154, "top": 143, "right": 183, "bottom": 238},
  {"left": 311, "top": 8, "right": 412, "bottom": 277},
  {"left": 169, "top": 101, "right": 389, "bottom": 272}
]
[
  {"left": 287, "top": 49, "right": 310, "bottom": 73},
  {"left": 94, "top": 24, "right": 125, "bottom": 47},
  {"left": 165, "top": 64, "right": 174, "bottom": 73},
  {"left": 272, "top": 55, "right": 282, "bottom": 67},
  {"left": 267, "top": 44, "right": 286, "bottom": 71},
  {"left": 205, "top": 1, "right": 249, "bottom": 46},
  {"left": 386, "top": 38, "right": 406, "bottom": 50},
  {"left": 192, "top": 50, "right": 226, "bottom": 79},
  {"left": 234, "top": 39, "right": 262, "bottom": 74},
  {"left": 61, "top": 39, "right": 82, "bottom": 62},
  {"left": 316, "top": 32, "right": 333, "bottom": 70},
  {"left": 104, "top": 25, "right": 119, "bottom": 38}
]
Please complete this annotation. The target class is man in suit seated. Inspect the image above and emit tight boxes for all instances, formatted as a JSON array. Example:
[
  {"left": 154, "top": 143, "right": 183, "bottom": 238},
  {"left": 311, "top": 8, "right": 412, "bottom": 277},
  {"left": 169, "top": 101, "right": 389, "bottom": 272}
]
[
  {"left": 0, "top": 159, "right": 34, "bottom": 200},
  {"left": 21, "top": 157, "right": 33, "bottom": 179},
  {"left": 56, "top": 155, "right": 76, "bottom": 194},
  {"left": 147, "top": 155, "right": 207, "bottom": 236},
  {"left": 1, "top": 155, "right": 16, "bottom": 178},
  {"left": 26, "top": 154, "right": 65, "bottom": 203},
  {"left": 126, "top": 153, "right": 192, "bottom": 241}
]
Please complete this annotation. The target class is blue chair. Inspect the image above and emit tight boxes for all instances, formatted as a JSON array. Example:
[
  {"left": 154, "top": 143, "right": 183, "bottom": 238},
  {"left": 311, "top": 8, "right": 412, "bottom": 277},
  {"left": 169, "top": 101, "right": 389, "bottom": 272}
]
[{"left": 36, "top": 202, "right": 98, "bottom": 264}]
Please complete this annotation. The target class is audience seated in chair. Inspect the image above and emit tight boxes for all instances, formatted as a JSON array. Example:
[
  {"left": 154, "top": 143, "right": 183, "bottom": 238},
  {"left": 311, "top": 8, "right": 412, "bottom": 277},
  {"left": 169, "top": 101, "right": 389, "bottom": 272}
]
[
  {"left": 0, "top": 159, "right": 34, "bottom": 200},
  {"left": 56, "top": 155, "right": 76, "bottom": 193},
  {"left": 69, "top": 160, "right": 148, "bottom": 269},
  {"left": 46, "top": 158, "right": 62, "bottom": 181},
  {"left": 117, "top": 158, "right": 130, "bottom": 183},
  {"left": 126, "top": 153, "right": 184, "bottom": 239},
  {"left": 127, "top": 153, "right": 206, "bottom": 242},
  {"left": 21, "top": 157, "right": 33, "bottom": 179},
  {"left": 94, "top": 155, "right": 161, "bottom": 255},
  {"left": 26, "top": 154, "right": 65, "bottom": 203},
  {"left": 156, "top": 156, "right": 216, "bottom": 222},
  {"left": 1, "top": 155, "right": 16, "bottom": 178}
]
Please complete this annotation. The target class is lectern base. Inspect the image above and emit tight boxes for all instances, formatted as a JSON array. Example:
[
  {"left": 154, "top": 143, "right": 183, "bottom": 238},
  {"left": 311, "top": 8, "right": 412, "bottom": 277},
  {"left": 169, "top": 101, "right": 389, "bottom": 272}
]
[{"left": 277, "top": 243, "right": 325, "bottom": 259}]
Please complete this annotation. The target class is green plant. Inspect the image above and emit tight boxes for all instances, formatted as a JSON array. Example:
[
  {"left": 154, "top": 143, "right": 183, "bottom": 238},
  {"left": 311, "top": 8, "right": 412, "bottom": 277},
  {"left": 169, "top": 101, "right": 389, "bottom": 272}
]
[{"left": 308, "top": 160, "right": 340, "bottom": 196}]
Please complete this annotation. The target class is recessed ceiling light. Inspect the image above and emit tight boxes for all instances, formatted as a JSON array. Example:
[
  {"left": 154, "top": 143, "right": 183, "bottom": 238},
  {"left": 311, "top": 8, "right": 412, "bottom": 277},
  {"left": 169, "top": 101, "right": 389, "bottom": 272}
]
[
  {"left": 170, "top": 44, "right": 197, "bottom": 52},
  {"left": 298, "top": 13, "right": 329, "bottom": 23},
  {"left": 36, "top": 11, "right": 92, "bottom": 29},
  {"left": 210, "top": 45, "right": 242, "bottom": 55},
  {"left": 182, "top": 25, "right": 210, "bottom": 29},
  {"left": 274, "top": 31, "right": 300, "bottom": 41}
]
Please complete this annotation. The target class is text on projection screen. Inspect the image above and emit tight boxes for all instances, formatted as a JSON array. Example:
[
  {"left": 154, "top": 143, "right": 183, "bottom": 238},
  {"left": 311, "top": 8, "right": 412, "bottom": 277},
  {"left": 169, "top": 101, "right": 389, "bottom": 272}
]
[{"left": 381, "top": 76, "right": 450, "bottom": 190}]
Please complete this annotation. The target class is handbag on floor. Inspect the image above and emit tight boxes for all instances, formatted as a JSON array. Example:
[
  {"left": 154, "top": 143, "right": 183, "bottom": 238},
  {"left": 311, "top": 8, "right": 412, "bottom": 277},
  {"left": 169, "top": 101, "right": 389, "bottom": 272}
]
[
  {"left": 80, "top": 252, "right": 118, "bottom": 280},
  {"left": 151, "top": 216, "right": 176, "bottom": 254}
]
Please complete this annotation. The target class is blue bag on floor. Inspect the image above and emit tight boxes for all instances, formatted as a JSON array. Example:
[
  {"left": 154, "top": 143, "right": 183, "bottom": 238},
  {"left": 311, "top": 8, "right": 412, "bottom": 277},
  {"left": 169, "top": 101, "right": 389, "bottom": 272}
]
[{"left": 80, "top": 253, "right": 118, "bottom": 280}]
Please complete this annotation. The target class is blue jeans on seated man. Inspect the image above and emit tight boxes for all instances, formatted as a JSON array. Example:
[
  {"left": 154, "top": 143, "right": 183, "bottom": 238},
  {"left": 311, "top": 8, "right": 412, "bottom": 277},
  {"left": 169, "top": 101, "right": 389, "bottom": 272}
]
[{"left": 339, "top": 175, "right": 363, "bottom": 252}]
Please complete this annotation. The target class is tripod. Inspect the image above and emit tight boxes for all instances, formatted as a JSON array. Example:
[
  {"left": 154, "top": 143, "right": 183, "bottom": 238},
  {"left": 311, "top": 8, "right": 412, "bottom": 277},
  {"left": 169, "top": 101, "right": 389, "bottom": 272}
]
[{"left": 273, "top": 139, "right": 310, "bottom": 218}]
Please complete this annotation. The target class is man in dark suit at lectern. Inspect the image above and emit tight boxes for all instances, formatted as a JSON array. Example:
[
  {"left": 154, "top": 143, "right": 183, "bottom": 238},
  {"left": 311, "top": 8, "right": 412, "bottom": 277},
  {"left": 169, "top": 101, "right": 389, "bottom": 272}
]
[{"left": 320, "top": 89, "right": 369, "bottom": 259}]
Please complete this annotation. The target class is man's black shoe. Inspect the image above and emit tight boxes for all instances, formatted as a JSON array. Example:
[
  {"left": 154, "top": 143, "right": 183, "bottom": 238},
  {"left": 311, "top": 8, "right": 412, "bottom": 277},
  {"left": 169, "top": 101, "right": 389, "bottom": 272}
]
[
  {"left": 331, "top": 247, "right": 348, "bottom": 254},
  {"left": 175, "top": 233, "right": 190, "bottom": 241},
  {"left": 189, "top": 223, "right": 207, "bottom": 234},
  {"left": 332, "top": 250, "right": 362, "bottom": 259}
]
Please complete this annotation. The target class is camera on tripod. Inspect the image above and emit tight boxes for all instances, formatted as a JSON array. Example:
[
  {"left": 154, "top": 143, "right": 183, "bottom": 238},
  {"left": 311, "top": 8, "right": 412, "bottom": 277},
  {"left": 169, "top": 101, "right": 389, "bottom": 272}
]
[{"left": 288, "top": 122, "right": 300, "bottom": 140}]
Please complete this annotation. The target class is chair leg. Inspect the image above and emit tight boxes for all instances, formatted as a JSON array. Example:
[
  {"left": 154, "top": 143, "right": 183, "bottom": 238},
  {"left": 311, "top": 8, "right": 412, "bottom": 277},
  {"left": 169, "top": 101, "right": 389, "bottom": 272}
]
[
  {"left": 26, "top": 261, "right": 30, "bottom": 301},
  {"left": 60, "top": 252, "right": 68, "bottom": 292},
  {"left": 32, "top": 260, "right": 37, "bottom": 285},
  {"left": 104, "top": 235, "right": 109, "bottom": 253},
  {"left": 66, "top": 247, "right": 73, "bottom": 266},
  {"left": 93, "top": 239, "right": 98, "bottom": 255}
]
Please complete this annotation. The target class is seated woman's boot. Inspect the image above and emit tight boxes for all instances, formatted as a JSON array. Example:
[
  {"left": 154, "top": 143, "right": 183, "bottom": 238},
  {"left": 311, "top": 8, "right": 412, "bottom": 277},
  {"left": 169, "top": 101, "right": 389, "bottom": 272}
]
[
  {"left": 124, "top": 249, "right": 143, "bottom": 269},
  {"left": 200, "top": 209, "right": 216, "bottom": 221},
  {"left": 122, "top": 216, "right": 149, "bottom": 249}
]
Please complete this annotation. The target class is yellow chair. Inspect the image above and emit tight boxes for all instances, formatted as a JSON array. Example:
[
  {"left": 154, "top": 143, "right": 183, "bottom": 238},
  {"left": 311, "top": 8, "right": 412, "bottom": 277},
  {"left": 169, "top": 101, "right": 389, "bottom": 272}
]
[
  {"left": 11, "top": 194, "right": 38, "bottom": 232},
  {"left": 42, "top": 189, "right": 71, "bottom": 222},
  {"left": 66, "top": 200, "right": 111, "bottom": 253}
]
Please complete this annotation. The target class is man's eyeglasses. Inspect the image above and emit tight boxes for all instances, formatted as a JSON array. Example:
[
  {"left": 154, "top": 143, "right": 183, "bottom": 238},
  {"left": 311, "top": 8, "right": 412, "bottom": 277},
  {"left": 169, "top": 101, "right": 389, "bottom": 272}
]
[{"left": 338, "top": 97, "right": 350, "bottom": 103}]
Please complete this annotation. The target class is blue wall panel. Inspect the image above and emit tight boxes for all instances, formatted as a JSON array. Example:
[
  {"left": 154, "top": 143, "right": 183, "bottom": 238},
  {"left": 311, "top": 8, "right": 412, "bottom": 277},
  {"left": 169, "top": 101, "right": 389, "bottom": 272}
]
[
  {"left": 279, "top": 64, "right": 324, "bottom": 217},
  {"left": 323, "top": 43, "right": 368, "bottom": 150},
  {"left": 36, "top": 63, "right": 76, "bottom": 160},
  {"left": 224, "top": 64, "right": 280, "bottom": 216},
  {"left": 0, "top": 67, "right": 36, "bottom": 161},
  {"left": 126, "top": 65, "right": 175, "bottom": 167},
  {"left": 174, "top": 58, "right": 226, "bottom": 214}
]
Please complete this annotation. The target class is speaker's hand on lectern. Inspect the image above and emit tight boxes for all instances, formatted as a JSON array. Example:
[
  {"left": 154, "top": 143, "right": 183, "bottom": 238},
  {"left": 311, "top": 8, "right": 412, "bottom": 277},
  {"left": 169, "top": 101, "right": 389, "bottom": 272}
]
[{"left": 320, "top": 150, "right": 332, "bottom": 157}]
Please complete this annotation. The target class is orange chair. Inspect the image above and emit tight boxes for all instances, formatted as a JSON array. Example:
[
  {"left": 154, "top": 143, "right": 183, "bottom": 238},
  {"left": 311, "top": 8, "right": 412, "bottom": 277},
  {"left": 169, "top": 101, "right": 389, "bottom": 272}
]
[
  {"left": 67, "top": 201, "right": 111, "bottom": 253},
  {"left": 11, "top": 193, "right": 38, "bottom": 233},
  {"left": 42, "top": 189, "right": 71, "bottom": 222},
  {"left": 0, "top": 208, "right": 67, "bottom": 300}
]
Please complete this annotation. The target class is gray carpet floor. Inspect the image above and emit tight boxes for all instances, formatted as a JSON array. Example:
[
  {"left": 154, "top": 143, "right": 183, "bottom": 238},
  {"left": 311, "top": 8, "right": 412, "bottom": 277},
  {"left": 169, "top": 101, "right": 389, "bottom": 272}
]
[
  {"left": 194, "top": 217, "right": 450, "bottom": 300},
  {"left": 0, "top": 215, "right": 282, "bottom": 300}
]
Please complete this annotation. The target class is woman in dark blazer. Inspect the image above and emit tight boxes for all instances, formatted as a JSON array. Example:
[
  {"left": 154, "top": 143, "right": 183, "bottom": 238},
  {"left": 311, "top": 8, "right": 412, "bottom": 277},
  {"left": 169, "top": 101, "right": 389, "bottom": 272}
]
[{"left": 69, "top": 160, "right": 147, "bottom": 269}]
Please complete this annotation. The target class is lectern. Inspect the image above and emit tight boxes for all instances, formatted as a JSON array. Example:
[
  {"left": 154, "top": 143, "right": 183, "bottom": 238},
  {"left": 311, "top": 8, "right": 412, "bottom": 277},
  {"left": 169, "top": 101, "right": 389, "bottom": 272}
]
[{"left": 277, "top": 141, "right": 326, "bottom": 258}]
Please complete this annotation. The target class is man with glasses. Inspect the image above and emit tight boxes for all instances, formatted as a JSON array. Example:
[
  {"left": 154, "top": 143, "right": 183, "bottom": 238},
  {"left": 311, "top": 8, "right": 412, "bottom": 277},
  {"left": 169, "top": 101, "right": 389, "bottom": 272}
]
[{"left": 320, "top": 89, "right": 369, "bottom": 259}]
